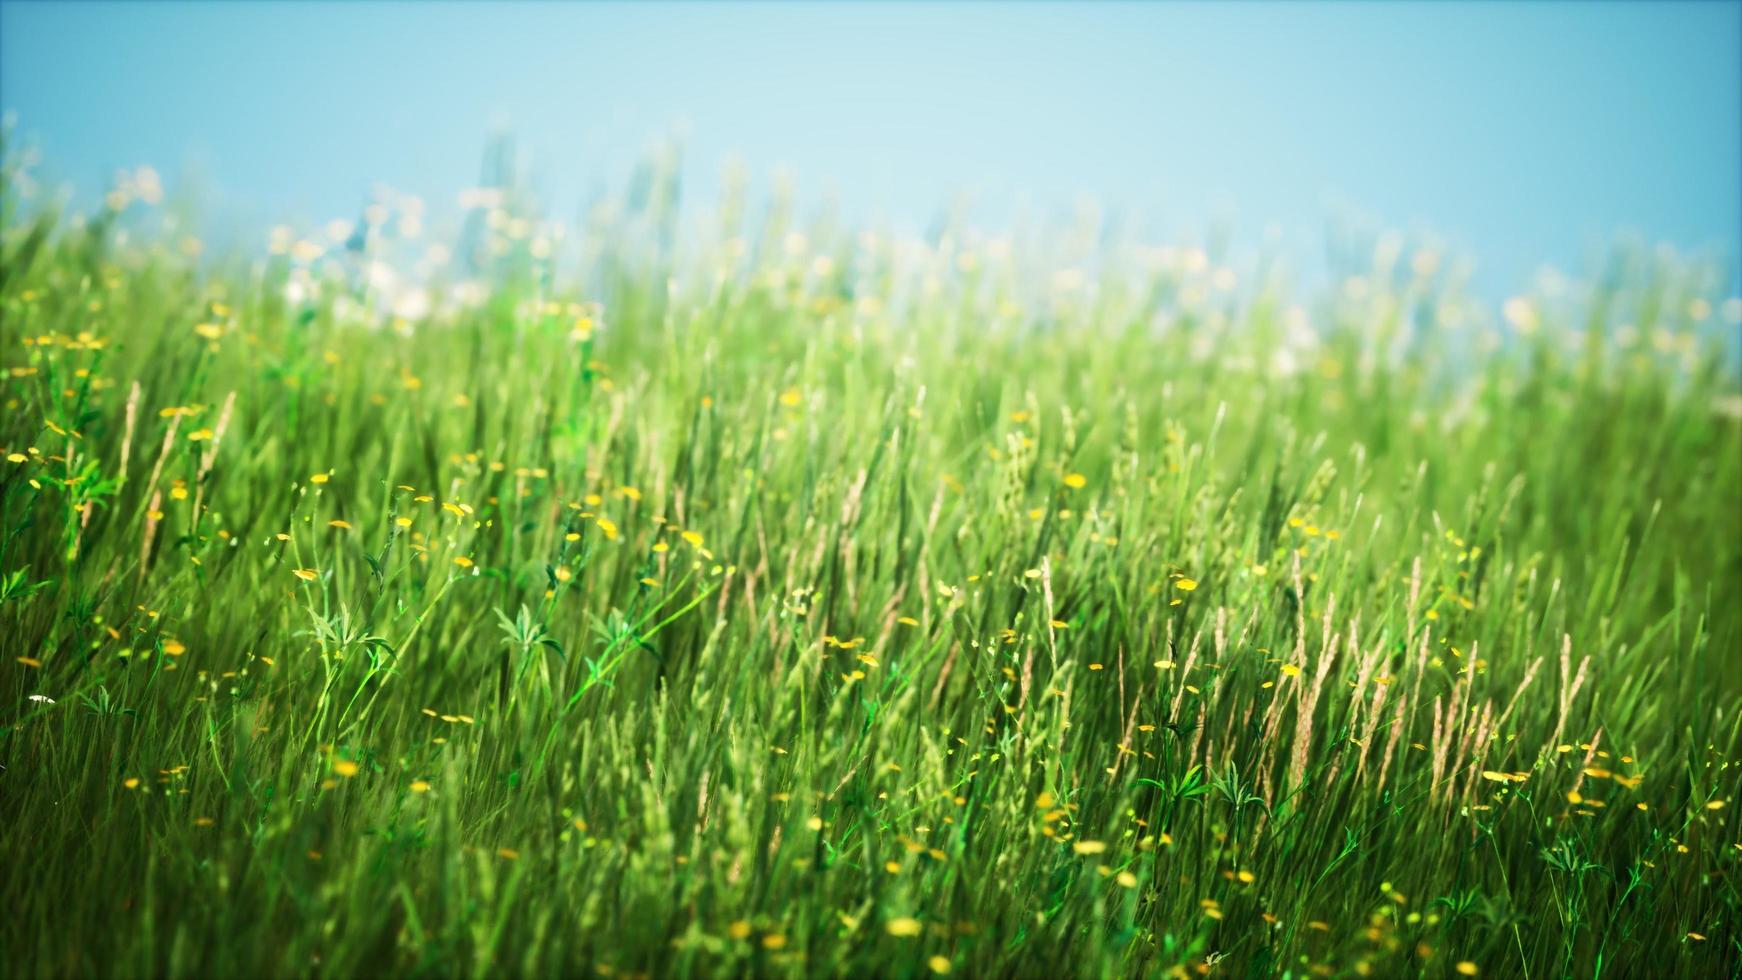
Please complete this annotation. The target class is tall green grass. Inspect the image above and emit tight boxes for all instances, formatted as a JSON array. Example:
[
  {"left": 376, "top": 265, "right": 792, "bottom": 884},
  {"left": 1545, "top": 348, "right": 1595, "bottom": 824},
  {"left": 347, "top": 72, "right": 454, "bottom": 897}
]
[{"left": 2, "top": 144, "right": 1739, "bottom": 978}]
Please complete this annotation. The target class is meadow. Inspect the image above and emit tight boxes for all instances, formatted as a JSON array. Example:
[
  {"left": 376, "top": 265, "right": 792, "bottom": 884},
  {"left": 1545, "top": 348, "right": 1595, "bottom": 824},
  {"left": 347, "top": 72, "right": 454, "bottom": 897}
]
[{"left": 2, "top": 146, "right": 1740, "bottom": 979}]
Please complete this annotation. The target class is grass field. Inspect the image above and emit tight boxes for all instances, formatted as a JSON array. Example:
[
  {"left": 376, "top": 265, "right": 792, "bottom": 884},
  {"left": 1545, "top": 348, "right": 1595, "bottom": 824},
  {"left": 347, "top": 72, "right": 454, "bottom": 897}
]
[{"left": 2, "top": 149, "right": 1740, "bottom": 979}]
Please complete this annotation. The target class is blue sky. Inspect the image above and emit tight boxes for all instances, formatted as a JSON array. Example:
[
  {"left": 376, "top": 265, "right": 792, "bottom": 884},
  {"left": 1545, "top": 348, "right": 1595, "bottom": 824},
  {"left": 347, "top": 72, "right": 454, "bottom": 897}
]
[{"left": 2, "top": 1, "right": 1738, "bottom": 291}]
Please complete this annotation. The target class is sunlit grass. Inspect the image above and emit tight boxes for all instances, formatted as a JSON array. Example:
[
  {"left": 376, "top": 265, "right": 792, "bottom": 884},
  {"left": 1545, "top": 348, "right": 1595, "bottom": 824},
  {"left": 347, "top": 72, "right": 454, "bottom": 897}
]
[{"left": 1, "top": 140, "right": 1740, "bottom": 978}]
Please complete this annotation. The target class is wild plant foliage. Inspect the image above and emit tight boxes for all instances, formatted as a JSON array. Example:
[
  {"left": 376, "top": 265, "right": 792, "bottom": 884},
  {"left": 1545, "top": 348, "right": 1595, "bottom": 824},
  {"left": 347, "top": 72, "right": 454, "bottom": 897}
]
[{"left": 2, "top": 148, "right": 1739, "bottom": 977}]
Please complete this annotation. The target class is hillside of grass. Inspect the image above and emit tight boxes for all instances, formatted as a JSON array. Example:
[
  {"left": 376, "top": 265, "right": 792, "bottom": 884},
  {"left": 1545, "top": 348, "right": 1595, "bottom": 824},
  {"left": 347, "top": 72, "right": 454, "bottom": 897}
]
[{"left": 2, "top": 153, "right": 1740, "bottom": 978}]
